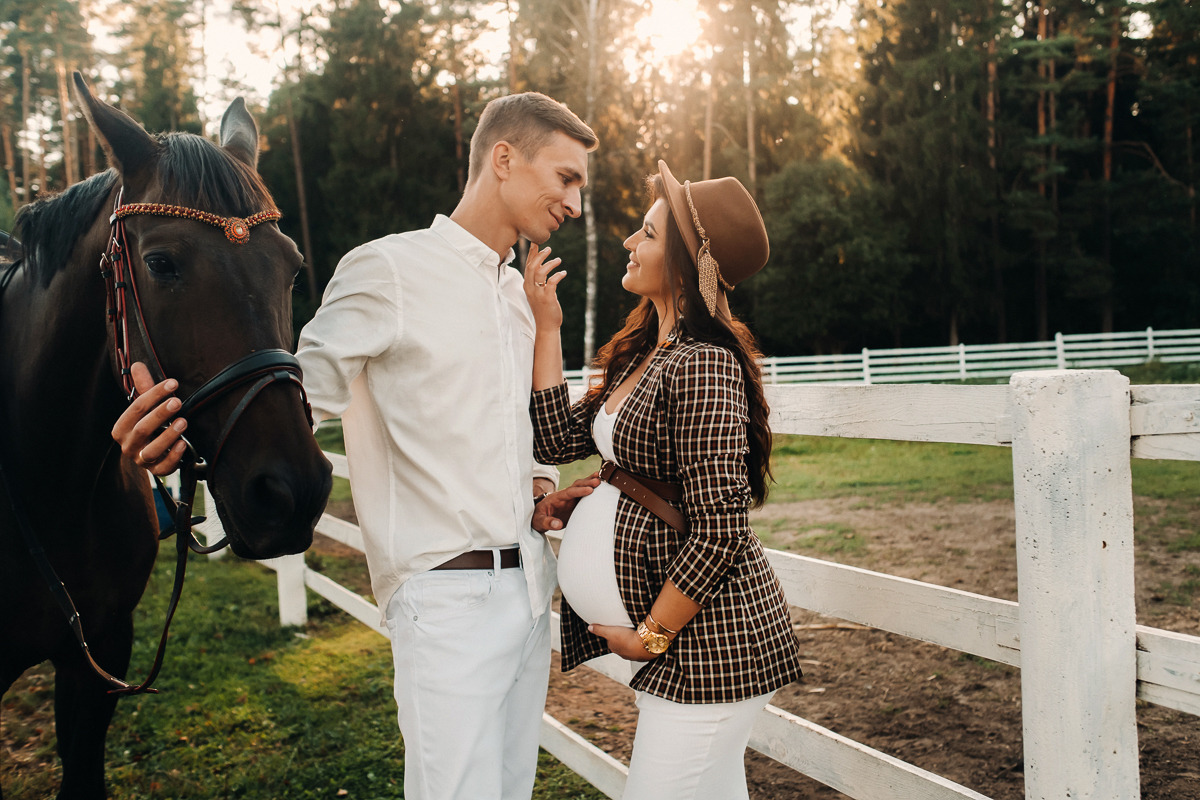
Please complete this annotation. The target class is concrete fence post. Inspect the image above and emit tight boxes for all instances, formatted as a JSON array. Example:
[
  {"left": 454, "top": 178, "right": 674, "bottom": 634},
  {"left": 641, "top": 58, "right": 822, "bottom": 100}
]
[{"left": 1009, "top": 369, "right": 1139, "bottom": 800}]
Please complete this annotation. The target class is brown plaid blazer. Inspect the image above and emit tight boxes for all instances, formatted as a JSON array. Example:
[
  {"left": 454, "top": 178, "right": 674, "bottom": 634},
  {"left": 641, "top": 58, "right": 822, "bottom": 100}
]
[{"left": 531, "top": 336, "right": 803, "bottom": 704}]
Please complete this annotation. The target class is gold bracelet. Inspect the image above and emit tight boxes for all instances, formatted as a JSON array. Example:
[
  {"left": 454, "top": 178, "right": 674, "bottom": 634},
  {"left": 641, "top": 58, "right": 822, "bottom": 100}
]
[{"left": 646, "top": 612, "right": 679, "bottom": 636}]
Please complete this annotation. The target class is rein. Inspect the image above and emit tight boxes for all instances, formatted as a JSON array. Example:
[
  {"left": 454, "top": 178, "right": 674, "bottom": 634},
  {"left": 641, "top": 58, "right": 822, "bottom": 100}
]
[{"left": 1, "top": 188, "right": 311, "bottom": 696}]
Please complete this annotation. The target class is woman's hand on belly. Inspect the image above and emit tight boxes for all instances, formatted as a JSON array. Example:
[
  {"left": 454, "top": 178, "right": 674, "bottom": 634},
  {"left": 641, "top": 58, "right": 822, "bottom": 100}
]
[{"left": 588, "top": 624, "right": 660, "bottom": 662}]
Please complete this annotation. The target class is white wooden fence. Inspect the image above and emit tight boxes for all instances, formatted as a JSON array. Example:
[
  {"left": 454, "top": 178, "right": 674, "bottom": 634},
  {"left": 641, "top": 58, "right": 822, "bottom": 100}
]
[
  {"left": 564, "top": 327, "right": 1200, "bottom": 386},
  {"left": 197, "top": 369, "right": 1200, "bottom": 799}
]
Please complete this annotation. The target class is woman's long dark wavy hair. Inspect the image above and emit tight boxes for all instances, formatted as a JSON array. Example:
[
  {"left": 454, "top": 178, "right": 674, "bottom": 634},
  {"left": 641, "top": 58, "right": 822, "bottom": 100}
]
[{"left": 582, "top": 175, "right": 774, "bottom": 507}]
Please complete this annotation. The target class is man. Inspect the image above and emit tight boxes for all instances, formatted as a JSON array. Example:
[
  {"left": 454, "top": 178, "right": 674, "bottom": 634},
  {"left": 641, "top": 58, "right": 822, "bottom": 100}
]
[{"left": 113, "top": 92, "right": 599, "bottom": 799}]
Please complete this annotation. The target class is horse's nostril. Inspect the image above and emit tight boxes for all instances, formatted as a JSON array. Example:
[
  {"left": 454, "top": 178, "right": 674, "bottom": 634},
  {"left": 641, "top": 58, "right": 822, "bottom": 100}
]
[
  {"left": 219, "top": 458, "right": 329, "bottom": 558},
  {"left": 248, "top": 473, "right": 297, "bottom": 526}
]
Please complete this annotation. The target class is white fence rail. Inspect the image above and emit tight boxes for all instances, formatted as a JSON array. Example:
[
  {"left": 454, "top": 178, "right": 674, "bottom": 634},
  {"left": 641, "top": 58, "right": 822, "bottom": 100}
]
[
  {"left": 563, "top": 327, "right": 1200, "bottom": 387},
  {"left": 199, "top": 370, "right": 1200, "bottom": 799}
]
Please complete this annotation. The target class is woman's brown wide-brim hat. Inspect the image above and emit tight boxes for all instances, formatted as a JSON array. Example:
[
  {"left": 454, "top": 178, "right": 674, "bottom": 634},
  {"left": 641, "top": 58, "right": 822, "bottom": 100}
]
[{"left": 658, "top": 159, "right": 769, "bottom": 315}]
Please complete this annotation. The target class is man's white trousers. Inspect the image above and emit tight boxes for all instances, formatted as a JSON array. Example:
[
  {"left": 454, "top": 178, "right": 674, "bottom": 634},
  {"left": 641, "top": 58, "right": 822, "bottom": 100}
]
[{"left": 385, "top": 565, "right": 551, "bottom": 800}]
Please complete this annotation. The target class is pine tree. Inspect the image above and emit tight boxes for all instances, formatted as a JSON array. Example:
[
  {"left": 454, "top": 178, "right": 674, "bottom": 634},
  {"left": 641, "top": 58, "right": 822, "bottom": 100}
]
[
  {"left": 113, "top": 0, "right": 203, "bottom": 133},
  {"left": 854, "top": 0, "right": 996, "bottom": 344}
]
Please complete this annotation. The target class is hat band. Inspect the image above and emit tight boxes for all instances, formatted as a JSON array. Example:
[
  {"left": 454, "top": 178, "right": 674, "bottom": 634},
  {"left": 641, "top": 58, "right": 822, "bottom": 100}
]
[{"left": 684, "top": 181, "right": 735, "bottom": 316}]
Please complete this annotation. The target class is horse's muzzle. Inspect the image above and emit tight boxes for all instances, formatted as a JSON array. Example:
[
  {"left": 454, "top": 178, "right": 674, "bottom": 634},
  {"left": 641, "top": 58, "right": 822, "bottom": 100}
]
[{"left": 224, "top": 454, "right": 333, "bottom": 558}]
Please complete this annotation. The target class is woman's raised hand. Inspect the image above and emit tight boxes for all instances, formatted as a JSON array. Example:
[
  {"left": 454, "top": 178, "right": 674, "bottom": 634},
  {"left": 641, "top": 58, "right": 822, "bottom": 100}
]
[{"left": 522, "top": 244, "right": 565, "bottom": 330}]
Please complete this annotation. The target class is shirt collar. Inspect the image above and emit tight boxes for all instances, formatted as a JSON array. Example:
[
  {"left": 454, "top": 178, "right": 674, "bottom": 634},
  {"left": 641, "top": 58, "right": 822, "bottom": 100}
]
[{"left": 432, "top": 214, "right": 516, "bottom": 270}]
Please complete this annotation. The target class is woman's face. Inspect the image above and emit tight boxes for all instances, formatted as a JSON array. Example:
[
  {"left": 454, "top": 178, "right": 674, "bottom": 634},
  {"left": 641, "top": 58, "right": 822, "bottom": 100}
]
[{"left": 622, "top": 198, "right": 672, "bottom": 303}]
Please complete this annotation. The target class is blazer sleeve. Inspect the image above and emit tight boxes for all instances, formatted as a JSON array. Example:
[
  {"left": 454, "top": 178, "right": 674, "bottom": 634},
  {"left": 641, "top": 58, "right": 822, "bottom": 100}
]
[
  {"left": 529, "top": 382, "right": 600, "bottom": 465},
  {"left": 663, "top": 346, "right": 754, "bottom": 606}
]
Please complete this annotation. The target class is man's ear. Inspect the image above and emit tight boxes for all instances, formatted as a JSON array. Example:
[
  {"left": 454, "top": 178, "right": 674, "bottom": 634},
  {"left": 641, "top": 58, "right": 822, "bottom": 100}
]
[{"left": 490, "top": 141, "right": 515, "bottom": 181}]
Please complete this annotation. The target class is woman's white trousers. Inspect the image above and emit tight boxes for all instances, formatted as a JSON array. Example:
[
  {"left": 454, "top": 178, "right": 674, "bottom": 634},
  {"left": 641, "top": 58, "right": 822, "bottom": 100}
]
[{"left": 623, "top": 689, "right": 775, "bottom": 800}]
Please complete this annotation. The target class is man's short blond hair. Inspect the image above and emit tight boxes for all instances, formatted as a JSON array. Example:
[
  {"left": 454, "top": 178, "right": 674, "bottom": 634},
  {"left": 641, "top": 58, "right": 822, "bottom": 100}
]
[{"left": 467, "top": 92, "right": 598, "bottom": 185}]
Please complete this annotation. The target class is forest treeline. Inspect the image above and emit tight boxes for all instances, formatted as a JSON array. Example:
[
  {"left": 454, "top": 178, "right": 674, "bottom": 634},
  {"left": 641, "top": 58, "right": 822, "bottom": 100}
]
[{"left": 2, "top": 0, "right": 1197, "bottom": 366}]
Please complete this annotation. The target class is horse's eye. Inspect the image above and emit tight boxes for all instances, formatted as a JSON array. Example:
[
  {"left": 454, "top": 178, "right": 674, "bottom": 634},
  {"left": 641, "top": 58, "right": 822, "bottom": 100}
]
[{"left": 144, "top": 254, "right": 177, "bottom": 276}]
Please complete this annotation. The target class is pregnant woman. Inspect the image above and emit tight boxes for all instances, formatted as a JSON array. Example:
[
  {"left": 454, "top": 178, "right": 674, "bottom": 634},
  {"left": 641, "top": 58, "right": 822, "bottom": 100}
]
[{"left": 524, "top": 161, "right": 803, "bottom": 799}]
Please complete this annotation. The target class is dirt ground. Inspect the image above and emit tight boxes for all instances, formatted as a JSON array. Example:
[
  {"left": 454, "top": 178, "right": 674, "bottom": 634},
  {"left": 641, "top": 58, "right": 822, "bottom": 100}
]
[{"left": 543, "top": 497, "right": 1200, "bottom": 799}]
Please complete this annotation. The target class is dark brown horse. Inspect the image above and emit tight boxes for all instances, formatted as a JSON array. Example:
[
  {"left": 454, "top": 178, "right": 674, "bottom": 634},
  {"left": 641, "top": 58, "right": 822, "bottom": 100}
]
[{"left": 0, "top": 76, "right": 332, "bottom": 798}]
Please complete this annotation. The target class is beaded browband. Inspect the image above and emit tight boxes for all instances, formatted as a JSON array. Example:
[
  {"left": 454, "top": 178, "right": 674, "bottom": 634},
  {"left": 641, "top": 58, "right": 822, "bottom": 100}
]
[{"left": 112, "top": 203, "right": 282, "bottom": 244}]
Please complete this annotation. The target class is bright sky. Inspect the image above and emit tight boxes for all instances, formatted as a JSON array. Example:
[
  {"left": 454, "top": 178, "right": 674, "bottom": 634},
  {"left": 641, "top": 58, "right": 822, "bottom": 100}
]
[
  {"left": 195, "top": 0, "right": 311, "bottom": 128},
  {"left": 633, "top": 0, "right": 705, "bottom": 59},
  {"left": 86, "top": 0, "right": 848, "bottom": 137},
  {"left": 195, "top": 0, "right": 712, "bottom": 133}
]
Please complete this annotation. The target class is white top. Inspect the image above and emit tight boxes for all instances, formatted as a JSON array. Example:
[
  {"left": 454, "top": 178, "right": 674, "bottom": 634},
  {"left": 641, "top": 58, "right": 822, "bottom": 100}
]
[
  {"left": 555, "top": 400, "right": 631, "bottom": 628},
  {"left": 296, "top": 215, "right": 558, "bottom": 622}
]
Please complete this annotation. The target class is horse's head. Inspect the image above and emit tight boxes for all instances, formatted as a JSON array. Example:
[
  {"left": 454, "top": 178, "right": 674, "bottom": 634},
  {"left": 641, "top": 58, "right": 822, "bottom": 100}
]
[{"left": 74, "top": 74, "right": 332, "bottom": 559}]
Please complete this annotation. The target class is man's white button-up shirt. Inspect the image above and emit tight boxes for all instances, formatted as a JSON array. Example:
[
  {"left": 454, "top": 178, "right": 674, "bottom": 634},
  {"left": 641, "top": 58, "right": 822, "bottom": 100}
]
[{"left": 296, "top": 215, "right": 557, "bottom": 620}]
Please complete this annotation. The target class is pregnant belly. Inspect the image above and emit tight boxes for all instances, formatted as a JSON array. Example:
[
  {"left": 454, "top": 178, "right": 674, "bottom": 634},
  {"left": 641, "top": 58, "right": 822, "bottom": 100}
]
[{"left": 556, "top": 483, "right": 631, "bottom": 628}]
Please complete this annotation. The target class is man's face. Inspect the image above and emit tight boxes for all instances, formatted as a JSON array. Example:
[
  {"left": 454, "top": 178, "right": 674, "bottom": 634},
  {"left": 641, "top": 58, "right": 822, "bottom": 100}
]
[{"left": 502, "top": 131, "right": 589, "bottom": 245}]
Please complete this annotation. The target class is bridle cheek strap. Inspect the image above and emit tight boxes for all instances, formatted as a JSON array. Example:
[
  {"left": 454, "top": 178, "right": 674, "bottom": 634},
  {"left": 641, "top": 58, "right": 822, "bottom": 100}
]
[{"left": 101, "top": 188, "right": 163, "bottom": 398}]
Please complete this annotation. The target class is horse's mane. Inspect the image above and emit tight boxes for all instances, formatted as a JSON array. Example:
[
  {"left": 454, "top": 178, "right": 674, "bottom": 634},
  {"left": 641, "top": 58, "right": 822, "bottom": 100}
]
[
  {"left": 155, "top": 132, "right": 275, "bottom": 217},
  {"left": 13, "top": 131, "right": 276, "bottom": 288}
]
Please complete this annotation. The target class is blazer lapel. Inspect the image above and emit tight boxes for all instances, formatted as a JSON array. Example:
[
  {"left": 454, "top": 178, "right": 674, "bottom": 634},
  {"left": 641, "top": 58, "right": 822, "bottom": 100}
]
[{"left": 601, "top": 342, "right": 654, "bottom": 406}]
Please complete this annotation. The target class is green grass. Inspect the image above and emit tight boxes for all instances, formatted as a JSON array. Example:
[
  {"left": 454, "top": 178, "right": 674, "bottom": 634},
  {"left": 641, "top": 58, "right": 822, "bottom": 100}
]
[
  {"left": 1153, "top": 575, "right": 1200, "bottom": 606},
  {"left": 1132, "top": 457, "right": 1200, "bottom": 502},
  {"left": 314, "top": 422, "right": 354, "bottom": 508},
  {"left": 556, "top": 455, "right": 603, "bottom": 487},
  {"left": 1119, "top": 360, "right": 1200, "bottom": 385},
  {"left": 767, "top": 435, "right": 1015, "bottom": 505},
  {"left": 754, "top": 519, "right": 866, "bottom": 555},
  {"left": 71, "top": 551, "right": 603, "bottom": 800},
  {"left": 1167, "top": 532, "right": 1200, "bottom": 553}
]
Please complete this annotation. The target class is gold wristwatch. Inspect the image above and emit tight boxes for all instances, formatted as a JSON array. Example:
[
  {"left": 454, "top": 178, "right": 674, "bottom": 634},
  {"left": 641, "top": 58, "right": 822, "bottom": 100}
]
[{"left": 636, "top": 620, "right": 671, "bottom": 654}]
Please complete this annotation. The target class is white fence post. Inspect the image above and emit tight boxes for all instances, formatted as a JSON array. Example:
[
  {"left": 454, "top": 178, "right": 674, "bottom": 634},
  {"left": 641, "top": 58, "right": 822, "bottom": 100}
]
[
  {"left": 958, "top": 342, "right": 967, "bottom": 380},
  {"left": 1055, "top": 332, "right": 1066, "bottom": 369},
  {"left": 1010, "top": 370, "right": 1140, "bottom": 800},
  {"left": 862, "top": 347, "right": 871, "bottom": 385},
  {"left": 1147, "top": 326, "right": 1155, "bottom": 361},
  {"left": 270, "top": 553, "right": 309, "bottom": 627}
]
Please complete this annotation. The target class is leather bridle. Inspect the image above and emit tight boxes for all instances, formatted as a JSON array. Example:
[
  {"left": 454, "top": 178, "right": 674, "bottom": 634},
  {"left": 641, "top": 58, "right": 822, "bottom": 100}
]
[{"left": 1, "top": 188, "right": 315, "bottom": 696}]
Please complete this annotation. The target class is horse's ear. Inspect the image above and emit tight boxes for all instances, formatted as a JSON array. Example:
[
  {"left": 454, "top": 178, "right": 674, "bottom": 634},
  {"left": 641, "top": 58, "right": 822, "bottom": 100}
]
[
  {"left": 220, "top": 98, "right": 259, "bottom": 169},
  {"left": 72, "top": 72, "right": 158, "bottom": 178}
]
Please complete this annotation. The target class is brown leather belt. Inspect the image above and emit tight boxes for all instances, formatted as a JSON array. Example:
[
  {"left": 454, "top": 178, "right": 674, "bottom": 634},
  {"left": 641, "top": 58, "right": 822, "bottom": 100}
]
[
  {"left": 432, "top": 548, "right": 521, "bottom": 570},
  {"left": 597, "top": 460, "right": 688, "bottom": 534}
]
